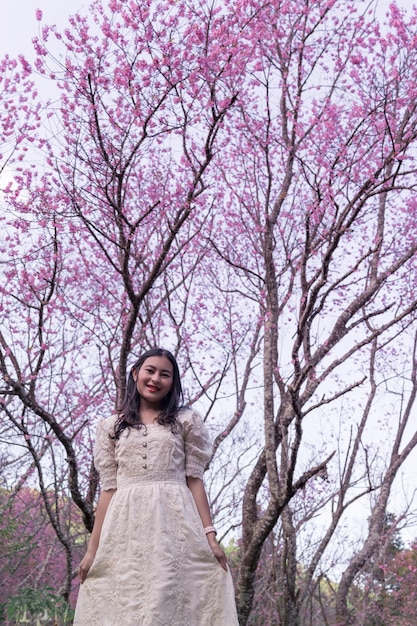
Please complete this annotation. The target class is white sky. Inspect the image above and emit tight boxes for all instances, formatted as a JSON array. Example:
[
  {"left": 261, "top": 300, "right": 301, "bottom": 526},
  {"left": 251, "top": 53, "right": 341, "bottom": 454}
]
[
  {"left": 0, "top": 0, "right": 413, "bottom": 60},
  {"left": 0, "top": 0, "right": 86, "bottom": 59}
]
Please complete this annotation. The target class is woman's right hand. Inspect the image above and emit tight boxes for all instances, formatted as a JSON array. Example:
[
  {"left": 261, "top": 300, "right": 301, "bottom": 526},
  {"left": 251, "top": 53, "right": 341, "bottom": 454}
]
[
  {"left": 78, "top": 550, "right": 96, "bottom": 584},
  {"left": 78, "top": 489, "right": 116, "bottom": 584}
]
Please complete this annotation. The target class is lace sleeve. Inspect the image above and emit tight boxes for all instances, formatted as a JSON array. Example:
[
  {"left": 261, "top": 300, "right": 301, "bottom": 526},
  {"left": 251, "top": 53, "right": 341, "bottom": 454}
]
[
  {"left": 93, "top": 416, "right": 118, "bottom": 490},
  {"left": 181, "top": 410, "right": 212, "bottom": 479}
]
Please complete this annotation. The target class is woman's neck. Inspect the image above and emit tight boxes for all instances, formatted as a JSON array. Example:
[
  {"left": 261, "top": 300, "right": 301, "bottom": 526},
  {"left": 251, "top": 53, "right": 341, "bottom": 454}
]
[{"left": 139, "top": 402, "right": 162, "bottom": 424}]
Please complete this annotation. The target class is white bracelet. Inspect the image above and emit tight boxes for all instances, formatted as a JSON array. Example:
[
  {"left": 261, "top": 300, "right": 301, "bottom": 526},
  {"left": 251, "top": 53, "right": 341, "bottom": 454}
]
[{"left": 204, "top": 526, "right": 217, "bottom": 535}]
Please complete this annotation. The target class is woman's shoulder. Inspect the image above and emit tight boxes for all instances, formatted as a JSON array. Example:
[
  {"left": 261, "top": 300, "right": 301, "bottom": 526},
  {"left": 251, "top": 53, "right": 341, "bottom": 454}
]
[
  {"left": 177, "top": 408, "right": 212, "bottom": 473},
  {"left": 100, "top": 413, "right": 119, "bottom": 425},
  {"left": 96, "top": 413, "right": 119, "bottom": 434},
  {"left": 176, "top": 406, "right": 201, "bottom": 425},
  {"left": 176, "top": 407, "right": 210, "bottom": 439}
]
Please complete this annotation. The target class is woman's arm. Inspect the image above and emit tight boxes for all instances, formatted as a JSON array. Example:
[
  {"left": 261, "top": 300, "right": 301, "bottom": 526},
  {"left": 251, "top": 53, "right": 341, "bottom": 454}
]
[
  {"left": 186, "top": 476, "right": 228, "bottom": 571},
  {"left": 78, "top": 488, "right": 116, "bottom": 583}
]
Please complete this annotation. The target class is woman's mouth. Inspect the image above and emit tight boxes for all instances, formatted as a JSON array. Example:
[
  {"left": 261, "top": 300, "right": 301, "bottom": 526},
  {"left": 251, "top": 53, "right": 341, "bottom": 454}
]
[{"left": 147, "top": 385, "right": 160, "bottom": 392}]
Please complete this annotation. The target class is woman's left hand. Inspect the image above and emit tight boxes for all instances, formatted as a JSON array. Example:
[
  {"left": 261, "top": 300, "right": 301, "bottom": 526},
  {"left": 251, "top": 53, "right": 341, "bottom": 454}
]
[{"left": 207, "top": 534, "right": 228, "bottom": 571}]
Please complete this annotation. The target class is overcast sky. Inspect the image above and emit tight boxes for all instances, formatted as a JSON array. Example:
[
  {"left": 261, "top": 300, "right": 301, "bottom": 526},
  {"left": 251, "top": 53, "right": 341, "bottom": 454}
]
[
  {"left": 0, "top": 0, "right": 86, "bottom": 59},
  {"left": 0, "top": 0, "right": 413, "bottom": 61}
]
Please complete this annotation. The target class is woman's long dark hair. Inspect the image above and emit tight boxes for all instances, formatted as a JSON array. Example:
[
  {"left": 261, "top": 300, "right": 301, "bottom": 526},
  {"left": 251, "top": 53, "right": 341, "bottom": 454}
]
[{"left": 112, "top": 348, "right": 183, "bottom": 439}]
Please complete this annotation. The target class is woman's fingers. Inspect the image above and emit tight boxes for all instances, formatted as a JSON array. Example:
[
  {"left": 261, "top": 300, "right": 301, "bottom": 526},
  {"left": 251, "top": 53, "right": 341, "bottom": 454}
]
[
  {"left": 208, "top": 538, "right": 229, "bottom": 571},
  {"left": 216, "top": 553, "right": 228, "bottom": 571},
  {"left": 78, "top": 552, "right": 95, "bottom": 583}
]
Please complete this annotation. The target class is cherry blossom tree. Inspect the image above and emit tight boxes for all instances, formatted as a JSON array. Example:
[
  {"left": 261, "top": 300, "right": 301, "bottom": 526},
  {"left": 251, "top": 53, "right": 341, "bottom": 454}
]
[
  {"left": 0, "top": 0, "right": 244, "bottom": 602},
  {"left": 0, "top": 487, "right": 84, "bottom": 610},
  {"left": 376, "top": 540, "right": 417, "bottom": 625},
  {"left": 0, "top": 55, "right": 41, "bottom": 177},
  {"left": 208, "top": 0, "right": 417, "bottom": 623}
]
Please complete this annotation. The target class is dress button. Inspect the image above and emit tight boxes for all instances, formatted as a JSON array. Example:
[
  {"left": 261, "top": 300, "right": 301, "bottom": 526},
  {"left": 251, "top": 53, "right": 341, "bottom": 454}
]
[
  {"left": 142, "top": 454, "right": 147, "bottom": 459},
  {"left": 142, "top": 430, "right": 147, "bottom": 436},
  {"left": 142, "top": 442, "right": 147, "bottom": 447},
  {"left": 142, "top": 463, "right": 147, "bottom": 469}
]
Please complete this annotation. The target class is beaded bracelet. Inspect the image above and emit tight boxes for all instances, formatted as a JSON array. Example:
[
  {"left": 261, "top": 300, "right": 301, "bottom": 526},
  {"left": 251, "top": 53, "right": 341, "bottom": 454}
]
[{"left": 204, "top": 526, "right": 217, "bottom": 535}]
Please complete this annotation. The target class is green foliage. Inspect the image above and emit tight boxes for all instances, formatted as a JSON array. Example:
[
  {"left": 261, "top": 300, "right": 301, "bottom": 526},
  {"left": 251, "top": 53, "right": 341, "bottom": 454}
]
[
  {"left": 223, "top": 537, "right": 240, "bottom": 562},
  {"left": 3, "top": 587, "right": 74, "bottom": 626},
  {"left": 0, "top": 493, "right": 25, "bottom": 559}
]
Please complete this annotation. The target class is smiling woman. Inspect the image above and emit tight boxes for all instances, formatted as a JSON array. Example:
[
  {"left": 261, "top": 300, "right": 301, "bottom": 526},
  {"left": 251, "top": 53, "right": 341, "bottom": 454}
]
[
  {"left": 134, "top": 355, "right": 174, "bottom": 410},
  {"left": 112, "top": 348, "right": 183, "bottom": 439},
  {"left": 74, "top": 347, "right": 238, "bottom": 626}
]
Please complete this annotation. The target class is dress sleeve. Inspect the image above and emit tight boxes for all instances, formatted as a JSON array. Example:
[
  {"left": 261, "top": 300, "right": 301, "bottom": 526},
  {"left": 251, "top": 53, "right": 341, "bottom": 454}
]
[
  {"left": 181, "top": 410, "right": 212, "bottom": 479},
  {"left": 93, "top": 416, "right": 118, "bottom": 490}
]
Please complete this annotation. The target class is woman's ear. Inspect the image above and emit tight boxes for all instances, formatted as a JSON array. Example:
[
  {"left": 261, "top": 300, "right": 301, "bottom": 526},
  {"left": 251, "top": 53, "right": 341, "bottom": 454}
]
[{"left": 132, "top": 369, "right": 137, "bottom": 381}]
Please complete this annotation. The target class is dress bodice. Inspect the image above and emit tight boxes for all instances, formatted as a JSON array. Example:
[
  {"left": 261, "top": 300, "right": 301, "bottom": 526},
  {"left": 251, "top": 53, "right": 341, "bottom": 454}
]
[{"left": 93, "top": 409, "right": 212, "bottom": 490}]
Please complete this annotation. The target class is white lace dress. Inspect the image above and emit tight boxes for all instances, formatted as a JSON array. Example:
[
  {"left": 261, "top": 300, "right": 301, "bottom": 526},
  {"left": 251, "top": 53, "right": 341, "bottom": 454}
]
[{"left": 73, "top": 409, "right": 239, "bottom": 626}]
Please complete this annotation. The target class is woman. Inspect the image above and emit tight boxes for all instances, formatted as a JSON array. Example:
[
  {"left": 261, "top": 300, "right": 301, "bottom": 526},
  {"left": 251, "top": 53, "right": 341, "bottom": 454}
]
[{"left": 74, "top": 347, "right": 238, "bottom": 625}]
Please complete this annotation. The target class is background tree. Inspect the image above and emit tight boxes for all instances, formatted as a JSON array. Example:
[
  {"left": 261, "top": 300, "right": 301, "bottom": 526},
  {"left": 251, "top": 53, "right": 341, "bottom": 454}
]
[
  {"left": 377, "top": 540, "right": 417, "bottom": 625},
  {"left": 0, "top": 486, "right": 84, "bottom": 619}
]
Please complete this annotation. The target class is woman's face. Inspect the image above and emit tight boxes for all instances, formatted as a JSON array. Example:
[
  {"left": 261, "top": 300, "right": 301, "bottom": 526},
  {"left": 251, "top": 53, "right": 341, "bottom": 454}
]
[{"left": 133, "top": 355, "right": 174, "bottom": 407}]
